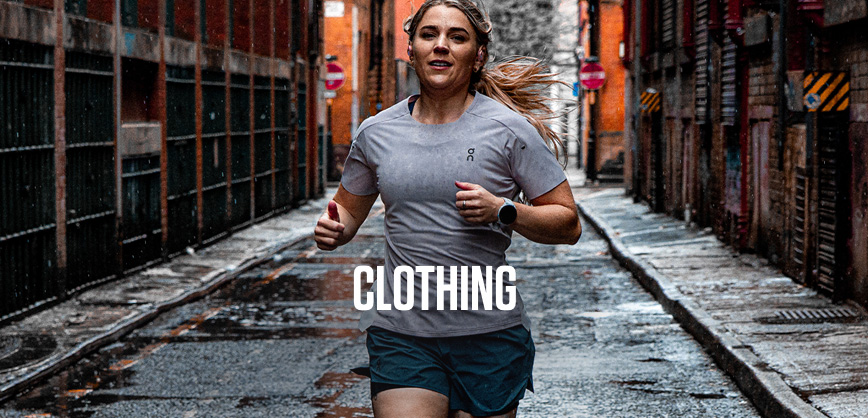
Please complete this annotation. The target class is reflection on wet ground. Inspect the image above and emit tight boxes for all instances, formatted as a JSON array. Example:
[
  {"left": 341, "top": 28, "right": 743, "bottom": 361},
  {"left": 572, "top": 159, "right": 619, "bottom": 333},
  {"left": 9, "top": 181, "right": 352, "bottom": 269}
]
[
  {"left": 309, "top": 372, "right": 372, "bottom": 418},
  {"left": 0, "top": 216, "right": 759, "bottom": 417},
  {"left": 1, "top": 235, "right": 382, "bottom": 418}
]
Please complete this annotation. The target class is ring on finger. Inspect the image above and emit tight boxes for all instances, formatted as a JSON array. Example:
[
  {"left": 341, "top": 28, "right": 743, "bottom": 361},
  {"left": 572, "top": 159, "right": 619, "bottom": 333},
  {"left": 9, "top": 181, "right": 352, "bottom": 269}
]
[{"left": 462, "top": 200, "right": 466, "bottom": 209}]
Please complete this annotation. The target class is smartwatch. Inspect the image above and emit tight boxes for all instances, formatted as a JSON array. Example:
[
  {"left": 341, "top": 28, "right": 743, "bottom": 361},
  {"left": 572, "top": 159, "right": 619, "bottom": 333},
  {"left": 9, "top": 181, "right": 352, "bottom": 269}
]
[{"left": 497, "top": 197, "right": 517, "bottom": 225}]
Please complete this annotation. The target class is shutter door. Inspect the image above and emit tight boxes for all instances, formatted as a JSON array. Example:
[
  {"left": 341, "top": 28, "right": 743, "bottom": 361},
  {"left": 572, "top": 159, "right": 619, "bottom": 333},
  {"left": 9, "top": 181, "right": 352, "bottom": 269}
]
[
  {"left": 793, "top": 167, "right": 807, "bottom": 283},
  {"left": 695, "top": 0, "right": 709, "bottom": 123},
  {"left": 721, "top": 36, "right": 738, "bottom": 126},
  {"left": 662, "top": 0, "right": 676, "bottom": 49},
  {"left": 815, "top": 117, "right": 846, "bottom": 294}
]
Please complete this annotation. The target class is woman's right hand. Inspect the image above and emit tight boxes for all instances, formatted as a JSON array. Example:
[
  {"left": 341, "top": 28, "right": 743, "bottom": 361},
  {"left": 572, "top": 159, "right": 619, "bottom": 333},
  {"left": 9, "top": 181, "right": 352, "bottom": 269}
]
[{"left": 314, "top": 201, "right": 346, "bottom": 251}]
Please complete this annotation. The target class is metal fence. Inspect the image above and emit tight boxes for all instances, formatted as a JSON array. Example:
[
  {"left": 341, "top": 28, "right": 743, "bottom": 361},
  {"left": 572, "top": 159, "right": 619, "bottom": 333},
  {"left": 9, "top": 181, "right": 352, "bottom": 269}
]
[
  {"left": 166, "top": 65, "right": 198, "bottom": 255},
  {"left": 201, "top": 70, "right": 229, "bottom": 243},
  {"left": 65, "top": 52, "right": 117, "bottom": 290},
  {"left": 0, "top": 40, "right": 320, "bottom": 320},
  {"left": 0, "top": 40, "right": 57, "bottom": 316}
]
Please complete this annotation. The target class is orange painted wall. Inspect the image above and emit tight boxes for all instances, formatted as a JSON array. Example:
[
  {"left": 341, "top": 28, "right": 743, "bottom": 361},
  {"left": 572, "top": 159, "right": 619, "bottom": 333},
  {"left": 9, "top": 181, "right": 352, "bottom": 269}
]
[
  {"left": 325, "top": 0, "right": 363, "bottom": 150},
  {"left": 394, "top": 0, "right": 424, "bottom": 61},
  {"left": 582, "top": 0, "right": 625, "bottom": 170},
  {"left": 598, "top": 1, "right": 624, "bottom": 136},
  {"left": 325, "top": 0, "right": 395, "bottom": 151}
]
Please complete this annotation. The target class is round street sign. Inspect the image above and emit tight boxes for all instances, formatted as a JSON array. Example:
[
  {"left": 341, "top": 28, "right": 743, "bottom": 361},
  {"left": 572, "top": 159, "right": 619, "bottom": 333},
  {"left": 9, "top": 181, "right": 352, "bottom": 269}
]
[
  {"left": 325, "top": 62, "right": 346, "bottom": 91},
  {"left": 580, "top": 62, "right": 606, "bottom": 91}
]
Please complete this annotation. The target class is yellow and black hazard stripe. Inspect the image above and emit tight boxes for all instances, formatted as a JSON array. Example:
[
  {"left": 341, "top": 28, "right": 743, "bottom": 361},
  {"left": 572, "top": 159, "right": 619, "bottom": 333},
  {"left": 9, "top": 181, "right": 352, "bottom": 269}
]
[
  {"left": 803, "top": 72, "right": 849, "bottom": 112},
  {"left": 640, "top": 90, "right": 661, "bottom": 113}
]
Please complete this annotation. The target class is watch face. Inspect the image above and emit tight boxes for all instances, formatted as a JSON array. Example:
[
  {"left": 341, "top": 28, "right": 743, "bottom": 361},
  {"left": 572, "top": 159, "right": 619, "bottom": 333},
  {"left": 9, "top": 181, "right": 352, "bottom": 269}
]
[{"left": 499, "top": 204, "right": 517, "bottom": 224}]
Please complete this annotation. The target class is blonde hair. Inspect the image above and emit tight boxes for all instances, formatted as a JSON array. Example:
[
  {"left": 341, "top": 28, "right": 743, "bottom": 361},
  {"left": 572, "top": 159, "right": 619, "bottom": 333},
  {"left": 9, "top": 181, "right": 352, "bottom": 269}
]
[{"left": 404, "top": 0, "right": 569, "bottom": 165}]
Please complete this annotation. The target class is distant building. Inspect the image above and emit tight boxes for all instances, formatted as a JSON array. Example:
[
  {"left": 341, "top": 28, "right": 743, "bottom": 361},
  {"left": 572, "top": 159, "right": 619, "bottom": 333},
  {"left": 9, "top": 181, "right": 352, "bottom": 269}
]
[
  {"left": 546, "top": 0, "right": 626, "bottom": 181},
  {"left": 0, "top": 0, "right": 326, "bottom": 320},
  {"left": 394, "top": 0, "right": 423, "bottom": 102},
  {"left": 323, "top": 0, "right": 397, "bottom": 177}
]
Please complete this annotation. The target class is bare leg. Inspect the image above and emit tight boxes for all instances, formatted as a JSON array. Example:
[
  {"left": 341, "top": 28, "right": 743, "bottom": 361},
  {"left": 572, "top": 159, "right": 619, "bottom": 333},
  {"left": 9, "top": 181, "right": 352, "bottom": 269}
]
[
  {"left": 373, "top": 387, "right": 450, "bottom": 418},
  {"left": 449, "top": 408, "right": 518, "bottom": 418}
]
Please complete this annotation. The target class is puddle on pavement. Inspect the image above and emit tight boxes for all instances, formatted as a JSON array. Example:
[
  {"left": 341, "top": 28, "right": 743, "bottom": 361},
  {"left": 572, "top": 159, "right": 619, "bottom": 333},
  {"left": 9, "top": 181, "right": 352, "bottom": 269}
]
[
  {"left": 2, "top": 245, "right": 377, "bottom": 416},
  {"left": 5, "top": 340, "right": 147, "bottom": 417},
  {"left": 221, "top": 269, "right": 363, "bottom": 303},
  {"left": 0, "top": 334, "right": 58, "bottom": 372},
  {"left": 190, "top": 317, "right": 362, "bottom": 341},
  {"left": 307, "top": 371, "right": 373, "bottom": 418}
]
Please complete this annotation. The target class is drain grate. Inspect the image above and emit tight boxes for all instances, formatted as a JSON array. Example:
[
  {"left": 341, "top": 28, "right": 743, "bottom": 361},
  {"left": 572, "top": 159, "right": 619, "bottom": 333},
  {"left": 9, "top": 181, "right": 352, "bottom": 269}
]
[{"left": 758, "top": 307, "right": 863, "bottom": 324}]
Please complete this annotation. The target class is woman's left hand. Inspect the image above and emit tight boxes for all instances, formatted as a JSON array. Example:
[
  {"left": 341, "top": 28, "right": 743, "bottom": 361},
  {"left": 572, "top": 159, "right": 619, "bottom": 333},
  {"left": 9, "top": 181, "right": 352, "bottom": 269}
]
[{"left": 455, "top": 181, "right": 503, "bottom": 224}]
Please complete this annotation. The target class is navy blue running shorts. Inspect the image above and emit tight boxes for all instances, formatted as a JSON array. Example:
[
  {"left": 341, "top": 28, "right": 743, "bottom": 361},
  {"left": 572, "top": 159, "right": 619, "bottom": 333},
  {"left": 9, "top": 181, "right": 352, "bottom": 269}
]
[{"left": 364, "top": 325, "right": 535, "bottom": 416}]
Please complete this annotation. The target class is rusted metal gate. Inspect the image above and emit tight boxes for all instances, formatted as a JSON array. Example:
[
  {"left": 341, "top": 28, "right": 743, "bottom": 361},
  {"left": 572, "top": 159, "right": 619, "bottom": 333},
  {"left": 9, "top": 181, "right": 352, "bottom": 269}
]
[
  {"left": 121, "top": 152, "right": 161, "bottom": 272},
  {"left": 253, "top": 75, "right": 273, "bottom": 220},
  {"left": 166, "top": 66, "right": 198, "bottom": 255},
  {"left": 230, "top": 73, "right": 252, "bottom": 229},
  {"left": 814, "top": 113, "right": 850, "bottom": 295},
  {"left": 65, "top": 52, "right": 117, "bottom": 289},
  {"left": 201, "top": 70, "right": 228, "bottom": 243},
  {"left": 0, "top": 40, "right": 57, "bottom": 318}
]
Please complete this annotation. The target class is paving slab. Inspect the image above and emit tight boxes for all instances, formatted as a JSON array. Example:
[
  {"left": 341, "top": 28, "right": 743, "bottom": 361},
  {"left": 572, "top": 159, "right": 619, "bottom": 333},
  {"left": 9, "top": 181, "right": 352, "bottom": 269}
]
[{"left": 577, "top": 188, "right": 868, "bottom": 418}]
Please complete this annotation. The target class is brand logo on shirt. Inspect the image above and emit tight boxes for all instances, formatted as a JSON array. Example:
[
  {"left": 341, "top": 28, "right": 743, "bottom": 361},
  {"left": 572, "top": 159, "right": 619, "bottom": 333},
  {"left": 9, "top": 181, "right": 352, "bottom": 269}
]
[{"left": 467, "top": 148, "right": 475, "bottom": 162}]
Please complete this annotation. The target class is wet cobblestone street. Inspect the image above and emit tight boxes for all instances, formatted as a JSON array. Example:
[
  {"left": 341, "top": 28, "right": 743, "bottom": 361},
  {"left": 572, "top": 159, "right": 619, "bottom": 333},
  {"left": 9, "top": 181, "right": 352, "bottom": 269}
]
[{"left": 0, "top": 206, "right": 760, "bottom": 417}]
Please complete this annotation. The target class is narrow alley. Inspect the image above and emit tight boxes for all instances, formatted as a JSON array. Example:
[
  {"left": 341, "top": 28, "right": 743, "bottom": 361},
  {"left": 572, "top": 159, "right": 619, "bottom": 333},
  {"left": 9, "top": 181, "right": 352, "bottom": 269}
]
[{"left": 0, "top": 192, "right": 759, "bottom": 417}]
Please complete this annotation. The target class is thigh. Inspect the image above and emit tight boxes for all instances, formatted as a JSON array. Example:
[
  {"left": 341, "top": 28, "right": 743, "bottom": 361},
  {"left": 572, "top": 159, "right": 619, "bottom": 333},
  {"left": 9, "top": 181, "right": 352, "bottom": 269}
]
[
  {"left": 449, "top": 408, "right": 517, "bottom": 418},
  {"left": 366, "top": 327, "right": 451, "bottom": 397},
  {"left": 373, "top": 387, "right": 450, "bottom": 418},
  {"left": 445, "top": 326, "right": 534, "bottom": 416}
]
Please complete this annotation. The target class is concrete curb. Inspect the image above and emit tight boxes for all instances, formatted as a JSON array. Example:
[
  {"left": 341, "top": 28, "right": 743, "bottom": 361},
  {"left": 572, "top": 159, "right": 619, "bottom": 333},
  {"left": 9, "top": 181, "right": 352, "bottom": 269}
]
[
  {"left": 577, "top": 200, "right": 828, "bottom": 418},
  {"left": 0, "top": 232, "right": 312, "bottom": 404}
]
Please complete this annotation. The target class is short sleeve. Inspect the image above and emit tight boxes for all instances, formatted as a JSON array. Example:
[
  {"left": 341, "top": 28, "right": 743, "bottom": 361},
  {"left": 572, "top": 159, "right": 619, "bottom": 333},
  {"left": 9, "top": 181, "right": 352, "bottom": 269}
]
[
  {"left": 509, "top": 121, "right": 567, "bottom": 200},
  {"left": 340, "top": 130, "right": 379, "bottom": 196}
]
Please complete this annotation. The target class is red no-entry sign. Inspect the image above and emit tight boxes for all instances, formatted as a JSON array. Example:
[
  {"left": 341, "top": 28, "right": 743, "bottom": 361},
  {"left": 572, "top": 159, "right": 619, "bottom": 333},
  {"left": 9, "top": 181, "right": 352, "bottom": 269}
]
[
  {"left": 325, "top": 62, "right": 346, "bottom": 91},
  {"left": 579, "top": 62, "right": 606, "bottom": 91}
]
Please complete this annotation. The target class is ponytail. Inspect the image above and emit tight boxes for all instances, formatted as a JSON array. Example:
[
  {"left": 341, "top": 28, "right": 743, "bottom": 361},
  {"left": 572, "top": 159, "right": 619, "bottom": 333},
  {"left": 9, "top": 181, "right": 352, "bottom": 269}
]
[{"left": 474, "top": 57, "right": 569, "bottom": 167}]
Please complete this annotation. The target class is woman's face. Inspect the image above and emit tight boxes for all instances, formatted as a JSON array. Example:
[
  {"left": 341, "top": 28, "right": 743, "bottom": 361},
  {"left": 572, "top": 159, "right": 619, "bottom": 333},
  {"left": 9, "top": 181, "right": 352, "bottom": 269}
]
[{"left": 410, "top": 5, "right": 479, "bottom": 95}]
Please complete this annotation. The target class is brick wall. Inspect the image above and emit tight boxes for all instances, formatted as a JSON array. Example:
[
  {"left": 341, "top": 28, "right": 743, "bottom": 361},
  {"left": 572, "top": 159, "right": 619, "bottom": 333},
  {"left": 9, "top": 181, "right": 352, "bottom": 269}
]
[
  {"left": 275, "top": 0, "right": 289, "bottom": 58},
  {"left": 254, "top": 0, "right": 271, "bottom": 56},
  {"left": 747, "top": 51, "right": 786, "bottom": 261},
  {"left": 233, "top": 0, "right": 251, "bottom": 51},
  {"left": 205, "top": 0, "right": 228, "bottom": 48},
  {"left": 835, "top": 27, "right": 868, "bottom": 306}
]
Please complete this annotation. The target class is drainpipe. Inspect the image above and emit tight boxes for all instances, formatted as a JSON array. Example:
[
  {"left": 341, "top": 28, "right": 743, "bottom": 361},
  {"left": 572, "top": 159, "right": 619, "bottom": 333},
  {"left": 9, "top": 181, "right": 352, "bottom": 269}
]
[
  {"left": 586, "top": 0, "right": 600, "bottom": 182},
  {"left": 576, "top": 1, "right": 585, "bottom": 169},
  {"left": 776, "top": 0, "right": 787, "bottom": 171}
]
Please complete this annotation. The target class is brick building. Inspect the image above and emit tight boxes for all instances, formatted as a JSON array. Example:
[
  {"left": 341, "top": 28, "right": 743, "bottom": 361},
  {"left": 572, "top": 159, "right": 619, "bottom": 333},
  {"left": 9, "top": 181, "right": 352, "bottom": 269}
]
[
  {"left": 323, "top": 0, "right": 397, "bottom": 176},
  {"left": 581, "top": 0, "right": 626, "bottom": 182},
  {"left": 394, "top": 0, "right": 422, "bottom": 101},
  {"left": 0, "top": 0, "right": 326, "bottom": 320},
  {"left": 623, "top": 0, "right": 868, "bottom": 308}
]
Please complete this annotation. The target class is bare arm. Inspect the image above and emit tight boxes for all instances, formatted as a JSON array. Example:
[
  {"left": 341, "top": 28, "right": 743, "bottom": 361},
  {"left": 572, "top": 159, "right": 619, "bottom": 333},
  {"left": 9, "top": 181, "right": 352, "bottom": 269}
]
[
  {"left": 455, "top": 180, "right": 582, "bottom": 245},
  {"left": 314, "top": 185, "right": 379, "bottom": 250}
]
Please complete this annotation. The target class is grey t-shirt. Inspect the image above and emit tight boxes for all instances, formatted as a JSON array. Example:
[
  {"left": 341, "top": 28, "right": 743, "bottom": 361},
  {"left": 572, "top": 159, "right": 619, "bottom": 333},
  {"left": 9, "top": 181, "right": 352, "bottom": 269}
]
[{"left": 341, "top": 92, "right": 566, "bottom": 337}]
